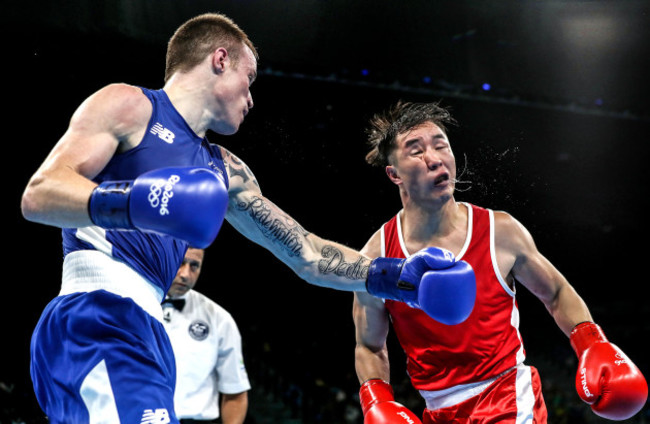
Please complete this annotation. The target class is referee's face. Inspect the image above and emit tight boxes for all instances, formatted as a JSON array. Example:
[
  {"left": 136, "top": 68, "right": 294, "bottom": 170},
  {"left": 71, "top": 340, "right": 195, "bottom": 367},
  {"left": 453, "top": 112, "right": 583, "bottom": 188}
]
[{"left": 168, "top": 248, "right": 205, "bottom": 298}]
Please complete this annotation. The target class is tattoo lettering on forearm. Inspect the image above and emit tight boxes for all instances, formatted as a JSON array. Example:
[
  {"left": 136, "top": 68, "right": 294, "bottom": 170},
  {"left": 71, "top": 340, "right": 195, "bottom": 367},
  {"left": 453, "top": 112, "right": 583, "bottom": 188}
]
[
  {"left": 236, "top": 197, "right": 308, "bottom": 257},
  {"left": 318, "top": 245, "right": 370, "bottom": 280}
]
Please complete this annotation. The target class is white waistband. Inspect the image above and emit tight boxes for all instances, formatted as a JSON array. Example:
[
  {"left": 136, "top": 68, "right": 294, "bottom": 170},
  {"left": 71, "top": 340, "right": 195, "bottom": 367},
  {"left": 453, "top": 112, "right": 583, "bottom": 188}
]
[
  {"left": 61, "top": 250, "right": 164, "bottom": 323},
  {"left": 419, "top": 365, "right": 522, "bottom": 411}
]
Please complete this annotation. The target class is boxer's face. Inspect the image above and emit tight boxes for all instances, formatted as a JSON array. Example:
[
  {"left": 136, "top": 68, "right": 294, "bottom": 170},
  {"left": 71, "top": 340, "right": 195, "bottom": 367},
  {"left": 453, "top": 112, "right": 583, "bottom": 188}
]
[
  {"left": 386, "top": 121, "right": 456, "bottom": 204},
  {"left": 168, "top": 248, "right": 205, "bottom": 298},
  {"left": 211, "top": 44, "right": 256, "bottom": 135}
]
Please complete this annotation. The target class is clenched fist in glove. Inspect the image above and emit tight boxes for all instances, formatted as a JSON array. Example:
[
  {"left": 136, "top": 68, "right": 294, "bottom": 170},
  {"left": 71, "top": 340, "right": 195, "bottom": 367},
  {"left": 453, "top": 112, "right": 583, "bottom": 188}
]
[
  {"left": 359, "top": 379, "right": 422, "bottom": 424},
  {"left": 570, "top": 322, "right": 647, "bottom": 421},
  {"left": 366, "top": 247, "right": 476, "bottom": 325}
]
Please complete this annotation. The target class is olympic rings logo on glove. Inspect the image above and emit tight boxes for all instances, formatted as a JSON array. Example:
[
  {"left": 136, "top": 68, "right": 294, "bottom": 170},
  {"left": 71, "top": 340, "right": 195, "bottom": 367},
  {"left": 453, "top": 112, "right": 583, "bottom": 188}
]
[{"left": 148, "top": 175, "right": 181, "bottom": 215}]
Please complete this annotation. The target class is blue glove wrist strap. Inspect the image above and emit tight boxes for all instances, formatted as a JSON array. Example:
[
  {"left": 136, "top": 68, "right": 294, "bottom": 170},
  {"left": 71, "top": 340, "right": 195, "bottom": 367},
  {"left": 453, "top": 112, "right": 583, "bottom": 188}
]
[
  {"left": 88, "top": 181, "right": 135, "bottom": 230},
  {"left": 366, "top": 257, "right": 408, "bottom": 302}
]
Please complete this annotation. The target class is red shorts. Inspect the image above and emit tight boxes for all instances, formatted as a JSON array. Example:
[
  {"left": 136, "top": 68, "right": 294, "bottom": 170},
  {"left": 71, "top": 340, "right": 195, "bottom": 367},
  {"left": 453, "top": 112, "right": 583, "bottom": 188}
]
[{"left": 422, "top": 366, "right": 548, "bottom": 424}]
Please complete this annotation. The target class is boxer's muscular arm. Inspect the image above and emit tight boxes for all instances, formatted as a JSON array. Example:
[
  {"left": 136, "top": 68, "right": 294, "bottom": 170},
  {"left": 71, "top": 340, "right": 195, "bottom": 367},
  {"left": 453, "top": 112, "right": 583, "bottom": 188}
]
[
  {"left": 354, "top": 292, "right": 391, "bottom": 384},
  {"left": 222, "top": 147, "right": 370, "bottom": 291},
  {"left": 494, "top": 211, "right": 592, "bottom": 337},
  {"left": 21, "top": 83, "right": 150, "bottom": 228},
  {"left": 353, "top": 235, "right": 423, "bottom": 424},
  {"left": 353, "top": 231, "right": 391, "bottom": 383},
  {"left": 496, "top": 211, "right": 647, "bottom": 421}
]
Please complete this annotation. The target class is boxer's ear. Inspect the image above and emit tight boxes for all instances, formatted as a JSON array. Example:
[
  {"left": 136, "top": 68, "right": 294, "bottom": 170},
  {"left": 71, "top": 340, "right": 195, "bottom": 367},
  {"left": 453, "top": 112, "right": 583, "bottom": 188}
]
[{"left": 386, "top": 166, "right": 400, "bottom": 185}]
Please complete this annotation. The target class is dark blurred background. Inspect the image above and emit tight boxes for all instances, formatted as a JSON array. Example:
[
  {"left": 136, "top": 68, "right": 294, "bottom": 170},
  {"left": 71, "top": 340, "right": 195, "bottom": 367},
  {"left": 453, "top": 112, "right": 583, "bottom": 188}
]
[{"left": 3, "top": 0, "right": 649, "bottom": 422}]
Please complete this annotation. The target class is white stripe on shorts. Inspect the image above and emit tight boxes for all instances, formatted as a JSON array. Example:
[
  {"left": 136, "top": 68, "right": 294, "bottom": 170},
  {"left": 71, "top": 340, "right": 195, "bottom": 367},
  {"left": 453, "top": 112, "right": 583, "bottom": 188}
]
[
  {"left": 80, "top": 359, "right": 120, "bottom": 424},
  {"left": 515, "top": 365, "right": 535, "bottom": 424}
]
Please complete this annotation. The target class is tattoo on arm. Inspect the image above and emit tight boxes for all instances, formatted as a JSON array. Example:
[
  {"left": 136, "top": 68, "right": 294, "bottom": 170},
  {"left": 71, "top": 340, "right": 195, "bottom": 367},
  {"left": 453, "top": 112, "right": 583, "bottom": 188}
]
[
  {"left": 227, "top": 152, "right": 259, "bottom": 188},
  {"left": 236, "top": 195, "right": 370, "bottom": 281},
  {"left": 319, "top": 245, "right": 370, "bottom": 280},
  {"left": 236, "top": 196, "right": 309, "bottom": 257}
]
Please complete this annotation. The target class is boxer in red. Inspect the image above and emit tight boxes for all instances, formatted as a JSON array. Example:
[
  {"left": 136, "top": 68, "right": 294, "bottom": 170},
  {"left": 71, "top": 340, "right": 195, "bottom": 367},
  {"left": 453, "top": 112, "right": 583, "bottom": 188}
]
[{"left": 353, "top": 101, "right": 647, "bottom": 423}]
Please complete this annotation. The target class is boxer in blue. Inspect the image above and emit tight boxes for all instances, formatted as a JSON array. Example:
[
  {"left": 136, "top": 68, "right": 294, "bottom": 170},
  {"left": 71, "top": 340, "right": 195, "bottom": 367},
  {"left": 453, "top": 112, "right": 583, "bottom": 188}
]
[{"left": 21, "top": 13, "right": 476, "bottom": 424}]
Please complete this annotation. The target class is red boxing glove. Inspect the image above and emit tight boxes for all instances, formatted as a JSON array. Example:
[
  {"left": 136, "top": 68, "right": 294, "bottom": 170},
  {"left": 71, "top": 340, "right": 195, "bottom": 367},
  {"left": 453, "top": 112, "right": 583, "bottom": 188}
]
[
  {"left": 570, "top": 322, "right": 648, "bottom": 420},
  {"left": 359, "top": 379, "right": 422, "bottom": 424}
]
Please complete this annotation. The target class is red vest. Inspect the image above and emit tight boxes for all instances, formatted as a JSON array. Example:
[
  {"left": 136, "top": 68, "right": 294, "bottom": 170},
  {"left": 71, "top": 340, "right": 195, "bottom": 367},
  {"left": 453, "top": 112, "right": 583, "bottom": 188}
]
[{"left": 383, "top": 203, "right": 525, "bottom": 391}]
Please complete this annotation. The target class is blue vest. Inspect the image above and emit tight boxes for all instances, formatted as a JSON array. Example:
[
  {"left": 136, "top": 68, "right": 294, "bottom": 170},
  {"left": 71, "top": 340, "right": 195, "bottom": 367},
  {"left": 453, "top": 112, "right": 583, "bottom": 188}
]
[{"left": 62, "top": 88, "right": 229, "bottom": 293}]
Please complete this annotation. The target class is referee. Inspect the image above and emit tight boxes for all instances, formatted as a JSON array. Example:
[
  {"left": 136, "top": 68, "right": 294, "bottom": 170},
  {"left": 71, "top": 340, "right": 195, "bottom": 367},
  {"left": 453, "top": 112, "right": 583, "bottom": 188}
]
[{"left": 163, "top": 248, "right": 250, "bottom": 424}]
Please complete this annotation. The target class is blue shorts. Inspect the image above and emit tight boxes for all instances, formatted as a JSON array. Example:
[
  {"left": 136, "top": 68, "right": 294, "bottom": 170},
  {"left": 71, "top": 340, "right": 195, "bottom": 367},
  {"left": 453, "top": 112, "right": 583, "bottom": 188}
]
[{"left": 30, "top": 290, "right": 178, "bottom": 424}]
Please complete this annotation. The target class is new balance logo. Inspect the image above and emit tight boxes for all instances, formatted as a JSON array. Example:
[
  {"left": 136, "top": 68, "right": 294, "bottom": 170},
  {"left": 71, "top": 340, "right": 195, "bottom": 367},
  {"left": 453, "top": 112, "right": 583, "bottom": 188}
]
[
  {"left": 150, "top": 123, "right": 175, "bottom": 144},
  {"left": 141, "top": 408, "right": 170, "bottom": 423}
]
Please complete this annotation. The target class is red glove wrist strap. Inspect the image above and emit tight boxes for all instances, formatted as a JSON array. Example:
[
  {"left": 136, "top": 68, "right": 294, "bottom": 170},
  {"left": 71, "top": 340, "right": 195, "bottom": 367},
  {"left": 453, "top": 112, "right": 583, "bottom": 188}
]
[
  {"left": 570, "top": 321, "right": 608, "bottom": 357},
  {"left": 359, "top": 379, "right": 394, "bottom": 415}
]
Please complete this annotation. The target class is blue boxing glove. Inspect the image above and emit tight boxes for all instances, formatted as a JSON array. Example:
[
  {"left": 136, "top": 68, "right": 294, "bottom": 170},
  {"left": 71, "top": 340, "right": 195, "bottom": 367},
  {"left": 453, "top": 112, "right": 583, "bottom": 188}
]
[
  {"left": 88, "top": 167, "right": 228, "bottom": 248},
  {"left": 366, "top": 247, "right": 476, "bottom": 325}
]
